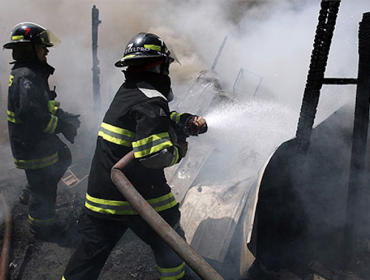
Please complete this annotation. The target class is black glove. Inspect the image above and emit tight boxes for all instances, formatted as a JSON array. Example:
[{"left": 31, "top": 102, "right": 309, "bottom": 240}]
[
  {"left": 56, "top": 109, "right": 81, "bottom": 143},
  {"left": 187, "top": 122, "right": 208, "bottom": 136},
  {"left": 57, "top": 109, "right": 81, "bottom": 129},
  {"left": 184, "top": 116, "right": 208, "bottom": 136},
  {"left": 61, "top": 122, "right": 77, "bottom": 143}
]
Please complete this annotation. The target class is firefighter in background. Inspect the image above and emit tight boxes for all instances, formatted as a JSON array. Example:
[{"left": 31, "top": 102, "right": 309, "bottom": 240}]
[
  {"left": 3, "top": 22, "right": 80, "bottom": 239},
  {"left": 62, "top": 32, "right": 207, "bottom": 280}
]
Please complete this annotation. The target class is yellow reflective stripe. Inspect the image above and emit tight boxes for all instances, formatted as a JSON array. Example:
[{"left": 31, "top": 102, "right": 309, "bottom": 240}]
[
  {"left": 9, "top": 74, "right": 14, "bottom": 87},
  {"left": 149, "top": 193, "right": 178, "bottom": 212},
  {"left": 7, "top": 110, "right": 22, "bottom": 123},
  {"left": 85, "top": 193, "right": 138, "bottom": 215},
  {"left": 85, "top": 192, "right": 177, "bottom": 215},
  {"left": 169, "top": 146, "right": 180, "bottom": 166},
  {"left": 122, "top": 54, "right": 135, "bottom": 61},
  {"left": 28, "top": 214, "right": 55, "bottom": 227},
  {"left": 101, "top": 122, "right": 135, "bottom": 136},
  {"left": 86, "top": 193, "right": 131, "bottom": 206},
  {"left": 43, "top": 115, "right": 58, "bottom": 134},
  {"left": 47, "top": 100, "right": 60, "bottom": 114},
  {"left": 98, "top": 122, "right": 135, "bottom": 147},
  {"left": 98, "top": 131, "right": 132, "bottom": 146},
  {"left": 158, "top": 262, "right": 185, "bottom": 280},
  {"left": 61, "top": 277, "right": 66, "bottom": 280},
  {"left": 144, "top": 44, "right": 161, "bottom": 51},
  {"left": 85, "top": 202, "right": 137, "bottom": 215},
  {"left": 132, "top": 132, "right": 172, "bottom": 158},
  {"left": 170, "top": 112, "right": 183, "bottom": 123},
  {"left": 12, "top": 35, "right": 24, "bottom": 41},
  {"left": 14, "top": 152, "right": 58, "bottom": 169}
]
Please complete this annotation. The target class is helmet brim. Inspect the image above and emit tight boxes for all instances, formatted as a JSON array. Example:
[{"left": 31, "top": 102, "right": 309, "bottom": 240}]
[
  {"left": 3, "top": 29, "right": 59, "bottom": 49},
  {"left": 3, "top": 40, "right": 31, "bottom": 49},
  {"left": 115, "top": 53, "right": 166, "bottom": 68},
  {"left": 3, "top": 41, "right": 54, "bottom": 49}
]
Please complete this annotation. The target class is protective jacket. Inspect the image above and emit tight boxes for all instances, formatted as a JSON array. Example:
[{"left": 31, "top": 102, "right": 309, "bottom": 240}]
[
  {"left": 86, "top": 71, "right": 194, "bottom": 218},
  {"left": 7, "top": 61, "right": 66, "bottom": 170}
]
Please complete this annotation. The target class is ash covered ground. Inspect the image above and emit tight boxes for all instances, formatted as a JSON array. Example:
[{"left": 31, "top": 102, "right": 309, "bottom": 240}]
[
  {"left": 2, "top": 137, "right": 370, "bottom": 280},
  {"left": 0, "top": 141, "right": 160, "bottom": 280}
]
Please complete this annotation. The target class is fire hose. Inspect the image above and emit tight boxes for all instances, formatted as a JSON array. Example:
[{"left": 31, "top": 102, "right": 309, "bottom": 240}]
[
  {"left": 111, "top": 151, "right": 225, "bottom": 280},
  {"left": 0, "top": 193, "right": 11, "bottom": 280}
]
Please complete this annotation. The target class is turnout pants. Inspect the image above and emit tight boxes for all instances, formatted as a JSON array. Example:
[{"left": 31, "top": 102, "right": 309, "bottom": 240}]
[
  {"left": 62, "top": 205, "right": 185, "bottom": 280},
  {"left": 25, "top": 141, "right": 71, "bottom": 231}
]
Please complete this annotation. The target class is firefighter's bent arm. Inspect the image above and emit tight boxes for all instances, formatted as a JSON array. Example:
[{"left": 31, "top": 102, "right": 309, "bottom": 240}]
[{"left": 132, "top": 100, "right": 183, "bottom": 169}]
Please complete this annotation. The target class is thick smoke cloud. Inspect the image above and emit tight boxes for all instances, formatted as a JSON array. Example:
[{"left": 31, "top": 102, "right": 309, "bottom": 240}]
[
  {"left": 0, "top": 0, "right": 369, "bottom": 240},
  {"left": 0, "top": 0, "right": 367, "bottom": 122},
  {"left": 0, "top": 2, "right": 369, "bottom": 279}
]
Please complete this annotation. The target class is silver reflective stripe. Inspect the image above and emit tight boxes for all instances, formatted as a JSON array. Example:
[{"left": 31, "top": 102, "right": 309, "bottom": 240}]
[
  {"left": 132, "top": 132, "right": 172, "bottom": 158},
  {"left": 169, "top": 146, "right": 180, "bottom": 166},
  {"left": 133, "top": 136, "right": 171, "bottom": 153},
  {"left": 87, "top": 200, "right": 136, "bottom": 212},
  {"left": 98, "top": 122, "right": 135, "bottom": 147},
  {"left": 158, "top": 262, "right": 185, "bottom": 280},
  {"left": 85, "top": 192, "right": 177, "bottom": 215},
  {"left": 14, "top": 152, "right": 58, "bottom": 169},
  {"left": 138, "top": 87, "right": 167, "bottom": 101},
  {"left": 28, "top": 214, "right": 56, "bottom": 227}
]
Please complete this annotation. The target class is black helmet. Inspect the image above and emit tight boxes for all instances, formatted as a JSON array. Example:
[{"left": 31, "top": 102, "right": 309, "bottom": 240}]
[
  {"left": 115, "top": 32, "right": 178, "bottom": 68},
  {"left": 3, "top": 22, "right": 59, "bottom": 49}
]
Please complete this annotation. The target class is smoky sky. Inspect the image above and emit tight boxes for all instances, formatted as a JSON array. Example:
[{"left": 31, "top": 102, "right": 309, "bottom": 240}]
[
  {"left": 1, "top": 0, "right": 367, "bottom": 113},
  {"left": 0, "top": 1, "right": 369, "bottom": 267},
  {"left": 0, "top": 0, "right": 368, "bottom": 180}
]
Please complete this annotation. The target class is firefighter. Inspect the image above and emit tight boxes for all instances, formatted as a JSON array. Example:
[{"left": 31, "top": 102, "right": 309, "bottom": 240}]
[
  {"left": 3, "top": 22, "right": 80, "bottom": 239},
  {"left": 62, "top": 32, "right": 207, "bottom": 280}
]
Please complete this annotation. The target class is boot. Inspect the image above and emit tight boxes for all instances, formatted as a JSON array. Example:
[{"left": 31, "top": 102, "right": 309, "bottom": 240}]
[{"left": 30, "top": 220, "right": 70, "bottom": 241}]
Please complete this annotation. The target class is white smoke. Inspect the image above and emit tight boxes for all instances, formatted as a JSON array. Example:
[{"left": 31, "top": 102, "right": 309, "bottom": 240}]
[
  {"left": 0, "top": 0, "right": 367, "bottom": 193},
  {"left": 0, "top": 1, "right": 369, "bottom": 278},
  {"left": 202, "top": 98, "right": 298, "bottom": 180},
  {"left": 0, "top": 0, "right": 367, "bottom": 120}
]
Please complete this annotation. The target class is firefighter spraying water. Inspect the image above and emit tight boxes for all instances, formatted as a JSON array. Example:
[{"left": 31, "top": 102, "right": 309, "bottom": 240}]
[
  {"left": 62, "top": 32, "right": 208, "bottom": 280},
  {"left": 2, "top": 1, "right": 370, "bottom": 280}
]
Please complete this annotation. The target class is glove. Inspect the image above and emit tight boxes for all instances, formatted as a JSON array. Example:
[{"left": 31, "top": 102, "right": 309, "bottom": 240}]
[
  {"left": 57, "top": 109, "right": 81, "bottom": 130},
  {"left": 60, "top": 122, "right": 78, "bottom": 144},
  {"left": 186, "top": 116, "right": 208, "bottom": 136},
  {"left": 56, "top": 109, "right": 81, "bottom": 143}
]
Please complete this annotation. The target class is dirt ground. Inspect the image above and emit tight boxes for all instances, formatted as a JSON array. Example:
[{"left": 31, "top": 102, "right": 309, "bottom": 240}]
[
  {"left": 2, "top": 140, "right": 370, "bottom": 280},
  {"left": 1, "top": 177, "right": 161, "bottom": 280},
  {"left": 0, "top": 141, "right": 161, "bottom": 280}
]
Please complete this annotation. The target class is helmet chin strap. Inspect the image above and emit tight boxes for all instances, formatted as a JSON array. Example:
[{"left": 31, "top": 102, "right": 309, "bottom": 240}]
[
  {"left": 128, "top": 60, "right": 164, "bottom": 74},
  {"left": 136, "top": 59, "right": 171, "bottom": 76},
  {"left": 146, "top": 60, "right": 171, "bottom": 76},
  {"left": 160, "top": 59, "right": 170, "bottom": 76}
]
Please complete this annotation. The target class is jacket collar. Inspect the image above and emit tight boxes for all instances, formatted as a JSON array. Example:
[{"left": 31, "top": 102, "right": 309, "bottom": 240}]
[
  {"left": 12, "top": 61, "right": 55, "bottom": 76},
  {"left": 124, "top": 70, "right": 171, "bottom": 99}
]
